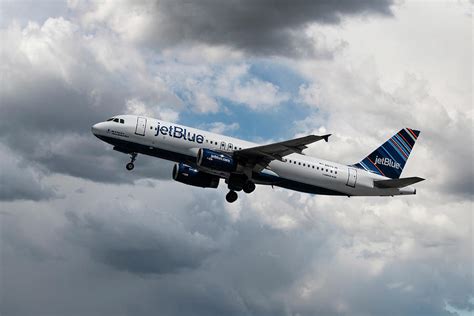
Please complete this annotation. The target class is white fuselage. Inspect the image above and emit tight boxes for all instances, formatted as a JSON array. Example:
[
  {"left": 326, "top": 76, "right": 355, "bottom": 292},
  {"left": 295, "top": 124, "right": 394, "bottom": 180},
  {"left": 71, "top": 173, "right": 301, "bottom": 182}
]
[{"left": 91, "top": 115, "right": 416, "bottom": 196}]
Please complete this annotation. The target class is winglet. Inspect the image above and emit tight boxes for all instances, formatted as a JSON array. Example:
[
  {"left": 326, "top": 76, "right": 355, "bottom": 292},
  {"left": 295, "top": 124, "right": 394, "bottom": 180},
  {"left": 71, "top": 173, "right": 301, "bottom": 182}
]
[{"left": 322, "top": 134, "right": 331, "bottom": 142}]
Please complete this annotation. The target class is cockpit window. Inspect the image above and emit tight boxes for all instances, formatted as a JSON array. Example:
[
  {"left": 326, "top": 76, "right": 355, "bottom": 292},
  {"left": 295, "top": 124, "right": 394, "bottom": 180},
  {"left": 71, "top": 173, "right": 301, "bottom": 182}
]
[
  {"left": 113, "top": 118, "right": 119, "bottom": 123},
  {"left": 120, "top": 119, "right": 124, "bottom": 124}
]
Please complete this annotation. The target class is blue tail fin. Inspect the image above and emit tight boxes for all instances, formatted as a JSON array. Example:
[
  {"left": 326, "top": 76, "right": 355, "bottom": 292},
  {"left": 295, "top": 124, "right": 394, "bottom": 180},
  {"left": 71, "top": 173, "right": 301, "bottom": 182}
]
[{"left": 353, "top": 128, "right": 420, "bottom": 179}]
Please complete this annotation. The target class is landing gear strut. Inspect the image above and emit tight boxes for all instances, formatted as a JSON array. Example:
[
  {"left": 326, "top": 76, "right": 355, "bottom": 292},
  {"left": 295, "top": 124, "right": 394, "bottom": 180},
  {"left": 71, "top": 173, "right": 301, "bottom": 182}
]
[
  {"left": 126, "top": 153, "right": 137, "bottom": 171},
  {"left": 226, "top": 190, "right": 238, "bottom": 203}
]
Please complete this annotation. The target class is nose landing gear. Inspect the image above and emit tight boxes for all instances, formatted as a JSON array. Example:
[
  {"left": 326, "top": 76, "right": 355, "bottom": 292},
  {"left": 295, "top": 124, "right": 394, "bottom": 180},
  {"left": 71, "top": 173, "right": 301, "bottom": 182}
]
[{"left": 126, "top": 153, "right": 137, "bottom": 171}]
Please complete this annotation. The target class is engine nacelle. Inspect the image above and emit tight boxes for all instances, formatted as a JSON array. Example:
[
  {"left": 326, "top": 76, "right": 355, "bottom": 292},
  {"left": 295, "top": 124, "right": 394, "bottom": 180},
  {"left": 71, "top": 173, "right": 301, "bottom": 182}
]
[
  {"left": 197, "top": 148, "right": 237, "bottom": 173},
  {"left": 172, "top": 163, "right": 219, "bottom": 188}
]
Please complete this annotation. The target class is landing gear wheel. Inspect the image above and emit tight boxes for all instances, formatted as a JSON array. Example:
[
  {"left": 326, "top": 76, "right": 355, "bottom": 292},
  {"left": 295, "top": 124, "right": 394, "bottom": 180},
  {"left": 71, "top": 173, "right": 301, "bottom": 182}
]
[
  {"left": 243, "top": 181, "right": 256, "bottom": 194},
  {"left": 226, "top": 190, "right": 238, "bottom": 203},
  {"left": 126, "top": 153, "right": 137, "bottom": 171}
]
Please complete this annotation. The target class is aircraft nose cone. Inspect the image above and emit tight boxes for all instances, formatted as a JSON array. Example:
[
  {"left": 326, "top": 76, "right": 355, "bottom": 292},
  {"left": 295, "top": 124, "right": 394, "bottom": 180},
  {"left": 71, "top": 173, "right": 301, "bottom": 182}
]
[{"left": 91, "top": 123, "right": 100, "bottom": 135}]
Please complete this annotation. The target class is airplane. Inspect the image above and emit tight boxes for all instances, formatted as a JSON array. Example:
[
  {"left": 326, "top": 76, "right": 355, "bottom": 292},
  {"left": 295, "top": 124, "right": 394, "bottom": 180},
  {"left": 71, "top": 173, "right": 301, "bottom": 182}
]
[{"left": 91, "top": 115, "right": 424, "bottom": 203}]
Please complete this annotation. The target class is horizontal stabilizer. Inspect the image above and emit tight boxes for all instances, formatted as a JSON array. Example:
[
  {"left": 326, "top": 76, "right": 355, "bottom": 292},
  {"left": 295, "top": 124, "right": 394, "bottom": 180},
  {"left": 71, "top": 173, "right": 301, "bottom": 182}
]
[{"left": 374, "top": 177, "right": 425, "bottom": 189}]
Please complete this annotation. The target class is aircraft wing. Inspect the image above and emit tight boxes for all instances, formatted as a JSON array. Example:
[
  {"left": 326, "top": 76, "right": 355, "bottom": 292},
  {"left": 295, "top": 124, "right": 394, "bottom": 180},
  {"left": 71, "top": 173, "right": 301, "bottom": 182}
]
[{"left": 234, "top": 134, "right": 331, "bottom": 170}]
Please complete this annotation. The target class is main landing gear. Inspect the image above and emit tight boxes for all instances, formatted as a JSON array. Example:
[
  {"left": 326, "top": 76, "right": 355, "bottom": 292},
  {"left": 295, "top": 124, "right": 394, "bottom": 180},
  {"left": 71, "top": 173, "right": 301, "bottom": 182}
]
[
  {"left": 226, "top": 190, "right": 238, "bottom": 203},
  {"left": 225, "top": 180, "right": 256, "bottom": 203},
  {"left": 243, "top": 181, "right": 256, "bottom": 194},
  {"left": 126, "top": 153, "right": 137, "bottom": 171}
]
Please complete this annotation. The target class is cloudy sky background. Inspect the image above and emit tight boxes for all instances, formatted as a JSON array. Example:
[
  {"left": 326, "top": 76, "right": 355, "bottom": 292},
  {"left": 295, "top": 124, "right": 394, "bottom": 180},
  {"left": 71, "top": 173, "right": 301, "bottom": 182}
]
[{"left": 0, "top": 0, "right": 472, "bottom": 315}]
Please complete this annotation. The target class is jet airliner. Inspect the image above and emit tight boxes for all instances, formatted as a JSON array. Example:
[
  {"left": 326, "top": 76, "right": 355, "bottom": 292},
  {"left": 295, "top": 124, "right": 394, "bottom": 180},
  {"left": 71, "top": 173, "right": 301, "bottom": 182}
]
[{"left": 91, "top": 115, "right": 424, "bottom": 203}]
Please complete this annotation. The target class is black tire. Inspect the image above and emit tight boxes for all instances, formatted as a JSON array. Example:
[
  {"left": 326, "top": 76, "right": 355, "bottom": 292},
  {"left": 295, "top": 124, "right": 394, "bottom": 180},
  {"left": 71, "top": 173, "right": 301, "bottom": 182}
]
[
  {"left": 126, "top": 162, "right": 135, "bottom": 171},
  {"left": 243, "top": 181, "right": 256, "bottom": 194},
  {"left": 226, "top": 190, "right": 238, "bottom": 203}
]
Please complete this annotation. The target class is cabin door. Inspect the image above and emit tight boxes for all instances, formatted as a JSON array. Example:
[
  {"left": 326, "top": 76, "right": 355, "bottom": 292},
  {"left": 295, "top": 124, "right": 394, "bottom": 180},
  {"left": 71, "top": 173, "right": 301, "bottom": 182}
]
[
  {"left": 346, "top": 168, "right": 357, "bottom": 188},
  {"left": 135, "top": 117, "right": 147, "bottom": 136}
]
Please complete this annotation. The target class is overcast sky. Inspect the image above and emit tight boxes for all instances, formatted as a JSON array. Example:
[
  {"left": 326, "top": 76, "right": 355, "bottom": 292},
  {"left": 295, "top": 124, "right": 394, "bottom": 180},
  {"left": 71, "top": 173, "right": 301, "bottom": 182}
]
[{"left": 0, "top": 0, "right": 472, "bottom": 315}]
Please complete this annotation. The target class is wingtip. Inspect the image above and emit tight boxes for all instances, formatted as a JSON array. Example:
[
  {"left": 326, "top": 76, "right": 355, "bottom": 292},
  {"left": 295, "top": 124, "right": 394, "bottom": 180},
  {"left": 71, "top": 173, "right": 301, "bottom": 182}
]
[{"left": 323, "top": 134, "right": 331, "bottom": 142}]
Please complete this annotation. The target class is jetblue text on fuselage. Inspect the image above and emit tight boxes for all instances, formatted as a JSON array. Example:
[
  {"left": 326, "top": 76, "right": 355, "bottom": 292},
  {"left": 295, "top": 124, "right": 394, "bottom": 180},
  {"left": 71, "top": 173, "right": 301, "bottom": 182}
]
[{"left": 155, "top": 122, "right": 204, "bottom": 144}]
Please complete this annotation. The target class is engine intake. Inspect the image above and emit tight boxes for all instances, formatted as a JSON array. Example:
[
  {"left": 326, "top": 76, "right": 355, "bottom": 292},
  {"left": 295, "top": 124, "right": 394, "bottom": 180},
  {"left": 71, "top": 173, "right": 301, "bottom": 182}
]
[
  {"left": 197, "top": 148, "right": 237, "bottom": 172},
  {"left": 172, "top": 163, "right": 219, "bottom": 188}
]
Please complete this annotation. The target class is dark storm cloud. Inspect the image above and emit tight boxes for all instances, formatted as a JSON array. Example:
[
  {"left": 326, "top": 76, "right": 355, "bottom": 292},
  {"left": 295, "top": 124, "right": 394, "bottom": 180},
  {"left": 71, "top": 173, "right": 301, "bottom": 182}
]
[
  {"left": 0, "top": 165, "right": 56, "bottom": 202},
  {"left": 0, "top": 18, "right": 181, "bottom": 187},
  {"left": 63, "top": 205, "right": 217, "bottom": 275},
  {"left": 0, "top": 146, "right": 57, "bottom": 201},
  {"left": 2, "top": 187, "right": 471, "bottom": 316},
  {"left": 0, "top": 76, "right": 173, "bottom": 184},
  {"left": 144, "top": 0, "right": 394, "bottom": 57}
]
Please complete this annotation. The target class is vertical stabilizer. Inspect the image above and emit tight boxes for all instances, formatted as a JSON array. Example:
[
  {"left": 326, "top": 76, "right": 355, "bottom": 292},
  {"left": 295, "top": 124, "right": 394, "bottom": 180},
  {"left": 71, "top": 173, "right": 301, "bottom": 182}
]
[{"left": 353, "top": 128, "right": 420, "bottom": 179}]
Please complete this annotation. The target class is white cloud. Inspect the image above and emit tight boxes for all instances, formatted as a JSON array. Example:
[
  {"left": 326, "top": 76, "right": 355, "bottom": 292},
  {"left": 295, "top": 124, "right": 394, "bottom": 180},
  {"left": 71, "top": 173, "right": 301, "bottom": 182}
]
[
  {"left": 201, "top": 122, "right": 240, "bottom": 135},
  {"left": 126, "top": 98, "right": 180, "bottom": 121},
  {"left": 215, "top": 64, "right": 290, "bottom": 110},
  {"left": 293, "top": 4, "right": 472, "bottom": 197},
  {"left": 155, "top": 61, "right": 290, "bottom": 112}
]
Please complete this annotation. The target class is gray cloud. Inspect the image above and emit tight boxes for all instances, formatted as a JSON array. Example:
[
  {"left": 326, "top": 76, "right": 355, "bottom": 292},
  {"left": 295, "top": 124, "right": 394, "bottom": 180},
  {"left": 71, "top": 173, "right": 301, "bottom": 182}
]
[
  {"left": 1, "top": 181, "right": 471, "bottom": 316},
  {"left": 0, "top": 146, "right": 57, "bottom": 201},
  {"left": 0, "top": 16, "right": 181, "bottom": 185},
  {"left": 63, "top": 207, "right": 217, "bottom": 275},
  {"left": 84, "top": 0, "right": 393, "bottom": 57}
]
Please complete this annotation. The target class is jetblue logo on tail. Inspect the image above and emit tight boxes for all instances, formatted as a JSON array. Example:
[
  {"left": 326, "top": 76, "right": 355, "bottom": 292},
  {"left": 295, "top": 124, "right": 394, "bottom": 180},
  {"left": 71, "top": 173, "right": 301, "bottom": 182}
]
[{"left": 374, "top": 156, "right": 400, "bottom": 170}]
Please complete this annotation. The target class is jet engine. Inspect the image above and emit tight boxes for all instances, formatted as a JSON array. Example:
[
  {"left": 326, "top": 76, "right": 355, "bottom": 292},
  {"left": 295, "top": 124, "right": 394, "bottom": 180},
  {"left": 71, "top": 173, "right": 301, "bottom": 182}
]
[
  {"left": 196, "top": 148, "right": 237, "bottom": 172},
  {"left": 172, "top": 163, "right": 220, "bottom": 188}
]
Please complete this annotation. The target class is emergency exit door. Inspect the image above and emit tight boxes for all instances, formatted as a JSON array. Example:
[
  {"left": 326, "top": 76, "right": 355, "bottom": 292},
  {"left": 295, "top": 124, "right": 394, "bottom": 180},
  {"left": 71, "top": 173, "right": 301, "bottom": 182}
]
[
  {"left": 135, "top": 117, "right": 147, "bottom": 136},
  {"left": 346, "top": 167, "right": 357, "bottom": 188}
]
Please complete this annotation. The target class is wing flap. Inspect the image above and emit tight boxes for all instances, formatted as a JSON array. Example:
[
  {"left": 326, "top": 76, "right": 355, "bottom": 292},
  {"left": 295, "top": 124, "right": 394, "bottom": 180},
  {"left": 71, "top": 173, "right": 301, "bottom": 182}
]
[{"left": 374, "top": 177, "right": 425, "bottom": 189}]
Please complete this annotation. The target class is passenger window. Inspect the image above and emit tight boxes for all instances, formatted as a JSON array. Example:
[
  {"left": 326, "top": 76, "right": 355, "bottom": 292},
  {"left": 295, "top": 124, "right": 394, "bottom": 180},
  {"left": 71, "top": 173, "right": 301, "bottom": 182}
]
[{"left": 312, "top": 166, "right": 314, "bottom": 169}]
